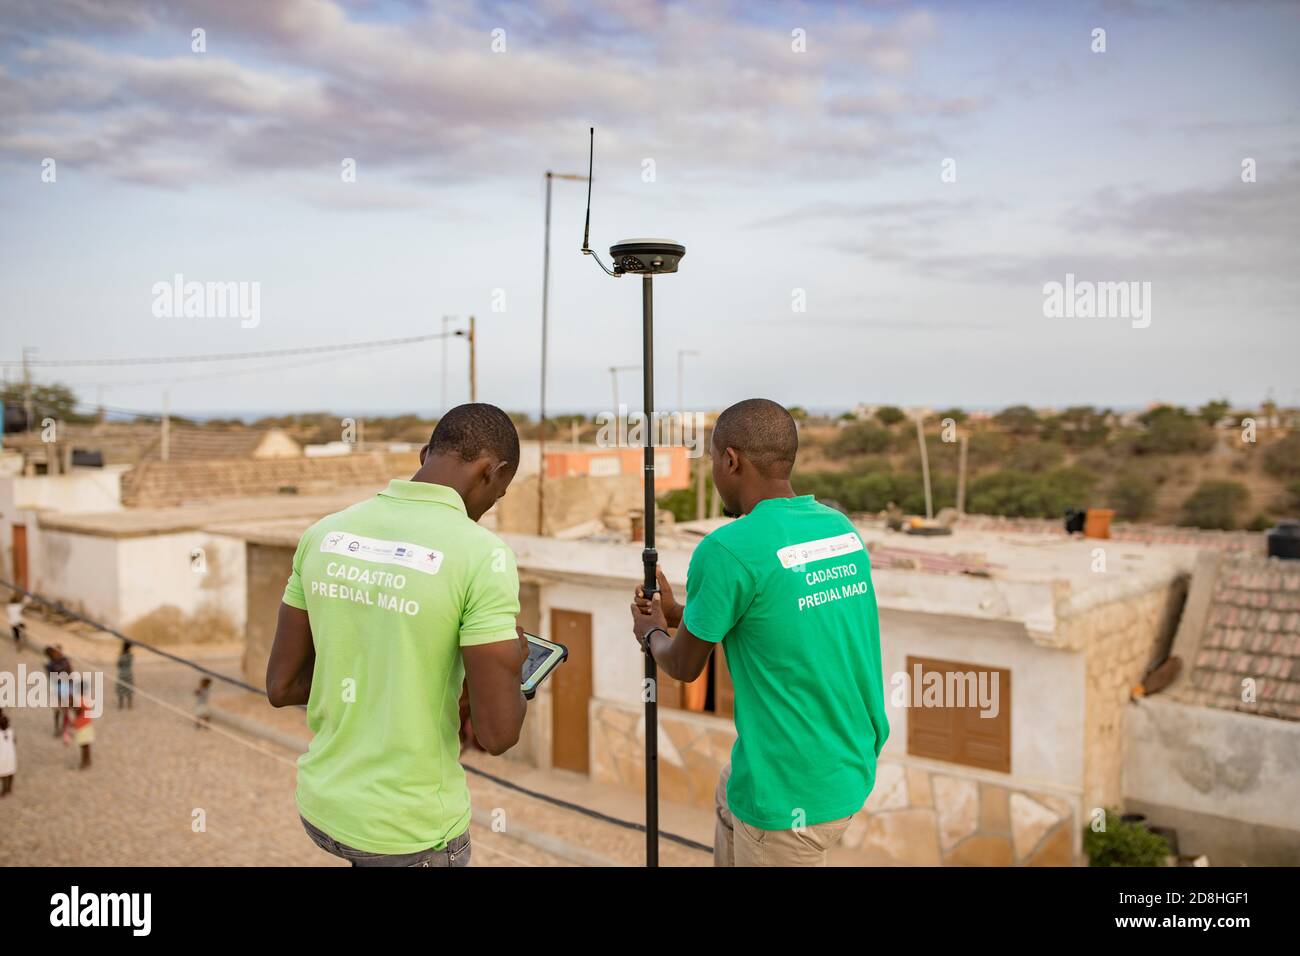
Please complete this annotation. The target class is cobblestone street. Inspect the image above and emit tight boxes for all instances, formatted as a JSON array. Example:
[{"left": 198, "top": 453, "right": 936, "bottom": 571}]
[{"left": 0, "top": 634, "right": 569, "bottom": 867}]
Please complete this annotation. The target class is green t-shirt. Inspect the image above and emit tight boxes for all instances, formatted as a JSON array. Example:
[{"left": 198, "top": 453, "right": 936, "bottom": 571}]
[
  {"left": 683, "top": 495, "right": 890, "bottom": 830},
  {"left": 282, "top": 479, "right": 520, "bottom": 854}
]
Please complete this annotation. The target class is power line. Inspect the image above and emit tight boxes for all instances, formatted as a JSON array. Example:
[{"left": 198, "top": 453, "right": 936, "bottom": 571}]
[
  {"left": 3, "top": 580, "right": 712, "bottom": 857},
  {"left": 1, "top": 331, "right": 462, "bottom": 368}
]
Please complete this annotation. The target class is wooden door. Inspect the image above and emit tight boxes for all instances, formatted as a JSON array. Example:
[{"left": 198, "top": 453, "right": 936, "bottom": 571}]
[
  {"left": 550, "top": 609, "right": 592, "bottom": 774},
  {"left": 12, "top": 524, "right": 28, "bottom": 591}
]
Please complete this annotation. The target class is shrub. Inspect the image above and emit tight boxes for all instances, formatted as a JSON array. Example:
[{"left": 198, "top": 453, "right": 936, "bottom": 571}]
[
  {"left": 1263, "top": 433, "right": 1300, "bottom": 480},
  {"left": 994, "top": 404, "right": 1040, "bottom": 435},
  {"left": 831, "top": 422, "right": 895, "bottom": 457},
  {"left": 1083, "top": 810, "right": 1170, "bottom": 867},
  {"left": 967, "top": 466, "right": 1098, "bottom": 519},
  {"left": 874, "top": 405, "right": 906, "bottom": 426},
  {"left": 1108, "top": 471, "right": 1157, "bottom": 521},
  {"left": 1181, "top": 480, "right": 1250, "bottom": 530},
  {"left": 1132, "top": 406, "right": 1214, "bottom": 455}
]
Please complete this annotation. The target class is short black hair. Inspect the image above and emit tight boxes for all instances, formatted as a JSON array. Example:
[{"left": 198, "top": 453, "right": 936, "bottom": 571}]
[
  {"left": 429, "top": 403, "right": 520, "bottom": 467},
  {"left": 712, "top": 398, "right": 798, "bottom": 478}
]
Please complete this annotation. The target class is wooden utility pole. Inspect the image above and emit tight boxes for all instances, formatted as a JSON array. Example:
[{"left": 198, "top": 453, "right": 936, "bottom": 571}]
[
  {"left": 956, "top": 432, "right": 969, "bottom": 514},
  {"left": 915, "top": 412, "right": 933, "bottom": 520},
  {"left": 467, "top": 315, "right": 477, "bottom": 402},
  {"left": 161, "top": 388, "right": 171, "bottom": 462}
]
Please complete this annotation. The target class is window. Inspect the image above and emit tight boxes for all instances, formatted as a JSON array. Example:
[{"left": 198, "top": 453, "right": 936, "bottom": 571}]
[{"left": 906, "top": 655, "right": 1011, "bottom": 773}]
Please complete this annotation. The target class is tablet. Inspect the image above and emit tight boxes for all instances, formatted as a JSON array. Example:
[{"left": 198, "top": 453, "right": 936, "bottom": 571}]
[{"left": 521, "top": 633, "right": 567, "bottom": 699}]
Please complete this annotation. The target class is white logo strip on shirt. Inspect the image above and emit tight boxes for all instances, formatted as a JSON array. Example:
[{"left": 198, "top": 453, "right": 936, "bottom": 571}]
[
  {"left": 319, "top": 531, "right": 444, "bottom": 575},
  {"left": 776, "top": 531, "right": 864, "bottom": 569}
]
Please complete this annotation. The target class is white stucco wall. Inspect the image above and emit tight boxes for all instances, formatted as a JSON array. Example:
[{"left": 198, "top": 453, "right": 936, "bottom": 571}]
[
  {"left": 117, "top": 532, "right": 247, "bottom": 631},
  {"left": 537, "top": 578, "right": 642, "bottom": 708},
  {"left": 4, "top": 469, "right": 125, "bottom": 514},
  {"left": 879, "top": 607, "right": 1086, "bottom": 793},
  {"left": 31, "top": 528, "right": 123, "bottom": 622},
  {"left": 1125, "top": 696, "right": 1300, "bottom": 833}
]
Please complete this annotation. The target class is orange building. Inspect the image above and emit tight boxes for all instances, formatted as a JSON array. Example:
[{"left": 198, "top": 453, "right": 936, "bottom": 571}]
[{"left": 543, "top": 445, "right": 692, "bottom": 493}]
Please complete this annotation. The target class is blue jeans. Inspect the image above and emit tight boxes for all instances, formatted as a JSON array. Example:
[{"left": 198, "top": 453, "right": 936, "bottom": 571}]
[{"left": 300, "top": 816, "right": 472, "bottom": 868}]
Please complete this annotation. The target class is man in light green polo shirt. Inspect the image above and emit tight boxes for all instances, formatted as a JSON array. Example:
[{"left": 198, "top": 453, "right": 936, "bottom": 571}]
[
  {"left": 632, "top": 398, "right": 890, "bottom": 866},
  {"left": 267, "top": 403, "right": 528, "bottom": 867}
]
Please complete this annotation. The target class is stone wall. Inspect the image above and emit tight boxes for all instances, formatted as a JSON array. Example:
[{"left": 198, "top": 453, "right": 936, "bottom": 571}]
[
  {"left": 839, "top": 760, "right": 1077, "bottom": 865},
  {"left": 495, "top": 473, "right": 644, "bottom": 536},
  {"left": 242, "top": 541, "right": 294, "bottom": 689},
  {"left": 1063, "top": 583, "right": 1186, "bottom": 813},
  {"left": 589, "top": 697, "right": 1079, "bottom": 865},
  {"left": 591, "top": 698, "right": 736, "bottom": 808}
]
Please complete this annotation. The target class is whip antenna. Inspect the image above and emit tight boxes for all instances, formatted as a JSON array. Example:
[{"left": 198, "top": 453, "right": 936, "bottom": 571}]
[
  {"left": 581, "top": 127, "right": 618, "bottom": 276},
  {"left": 582, "top": 127, "right": 594, "bottom": 252}
]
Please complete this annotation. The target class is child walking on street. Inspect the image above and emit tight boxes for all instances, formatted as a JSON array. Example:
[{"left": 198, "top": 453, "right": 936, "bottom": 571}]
[
  {"left": 70, "top": 702, "right": 94, "bottom": 770},
  {"left": 116, "top": 640, "right": 135, "bottom": 710},
  {"left": 195, "top": 677, "right": 212, "bottom": 730}
]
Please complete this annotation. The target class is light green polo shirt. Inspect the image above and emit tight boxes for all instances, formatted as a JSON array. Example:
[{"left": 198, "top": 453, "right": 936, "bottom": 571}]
[
  {"left": 683, "top": 495, "right": 890, "bottom": 830},
  {"left": 282, "top": 479, "right": 520, "bottom": 854}
]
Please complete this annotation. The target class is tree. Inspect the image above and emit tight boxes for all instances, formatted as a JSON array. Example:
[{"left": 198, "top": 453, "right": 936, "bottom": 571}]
[
  {"left": 1132, "top": 406, "right": 1214, "bottom": 455},
  {"left": 967, "top": 467, "right": 1098, "bottom": 518},
  {"left": 874, "top": 405, "right": 906, "bottom": 426},
  {"left": 831, "top": 422, "right": 895, "bottom": 456},
  {"left": 0, "top": 381, "right": 93, "bottom": 426},
  {"left": 1197, "top": 399, "right": 1230, "bottom": 426},
  {"left": 1181, "top": 480, "right": 1250, "bottom": 530},
  {"left": 994, "top": 404, "right": 1039, "bottom": 435},
  {"left": 1108, "top": 470, "right": 1157, "bottom": 521}
]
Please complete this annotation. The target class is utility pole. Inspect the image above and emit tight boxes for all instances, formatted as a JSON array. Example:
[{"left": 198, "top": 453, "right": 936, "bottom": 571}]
[
  {"left": 957, "top": 432, "right": 969, "bottom": 515},
  {"left": 441, "top": 315, "right": 455, "bottom": 415},
  {"left": 467, "top": 315, "right": 477, "bottom": 402},
  {"left": 21, "top": 346, "right": 35, "bottom": 434},
  {"left": 161, "top": 388, "right": 171, "bottom": 463},
  {"left": 915, "top": 412, "right": 933, "bottom": 520},
  {"left": 539, "top": 169, "right": 590, "bottom": 539}
]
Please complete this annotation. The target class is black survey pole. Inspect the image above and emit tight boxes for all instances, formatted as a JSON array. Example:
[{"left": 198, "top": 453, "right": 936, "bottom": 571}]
[
  {"left": 640, "top": 273, "right": 659, "bottom": 867},
  {"left": 578, "top": 129, "right": 685, "bottom": 868}
]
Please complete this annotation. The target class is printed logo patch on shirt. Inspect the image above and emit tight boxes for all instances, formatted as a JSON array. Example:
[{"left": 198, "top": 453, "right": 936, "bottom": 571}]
[
  {"left": 320, "top": 531, "right": 444, "bottom": 575},
  {"left": 776, "top": 532, "right": 864, "bottom": 569}
]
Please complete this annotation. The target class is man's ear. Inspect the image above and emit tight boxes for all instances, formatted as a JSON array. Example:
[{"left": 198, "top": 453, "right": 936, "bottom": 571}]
[
  {"left": 724, "top": 446, "right": 742, "bottom": 475},
  {"left": 419, "top": 443, "right": 429, "bottom": 466}
]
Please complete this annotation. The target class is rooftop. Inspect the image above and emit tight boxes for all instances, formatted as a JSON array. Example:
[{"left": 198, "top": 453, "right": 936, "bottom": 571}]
[
  {"left": 38, "top": 486, "right": 380, "bottom": 538},
  {"left": 1168, "top": 551, "right": 1300, "bottom": 721}
]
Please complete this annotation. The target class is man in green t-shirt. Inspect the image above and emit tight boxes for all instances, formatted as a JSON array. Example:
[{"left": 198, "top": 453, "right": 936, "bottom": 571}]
[
  {"left": 632, "top": 398, "right": 890, "bottom": 866},
  {"left": 267, "top": 403, "right": 528, "bottom": 867}
]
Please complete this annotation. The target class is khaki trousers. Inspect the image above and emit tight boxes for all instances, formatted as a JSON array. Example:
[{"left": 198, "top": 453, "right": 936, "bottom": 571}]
[{"left": 713, "top": 763, "right": 853, "bottom": 867}]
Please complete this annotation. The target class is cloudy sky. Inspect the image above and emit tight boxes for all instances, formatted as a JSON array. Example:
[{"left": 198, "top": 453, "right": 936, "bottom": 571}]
[{"left": 1, "top": 0, "right": 1297, "bottom": 419}]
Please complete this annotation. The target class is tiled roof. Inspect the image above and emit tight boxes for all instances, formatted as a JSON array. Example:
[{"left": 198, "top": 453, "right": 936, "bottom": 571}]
[
  {"left": 121, "top": 453, "right": 397, "bottom": 506},
  {"left": 137, "top": 426, "right": 296, "bottom": 461},
  {"left": 1169, "top": 552, "right": 1300, "bottom": 721}
]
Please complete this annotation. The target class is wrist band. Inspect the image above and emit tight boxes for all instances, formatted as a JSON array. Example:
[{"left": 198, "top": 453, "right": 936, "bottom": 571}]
[{"left": 644, "top": 627, "right": 669, "bottom": 644}]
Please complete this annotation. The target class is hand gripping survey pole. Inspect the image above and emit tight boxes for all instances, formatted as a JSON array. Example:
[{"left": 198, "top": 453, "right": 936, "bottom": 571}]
[{"left": 580, "top": 129, "right": 686, "bottom": 867}]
